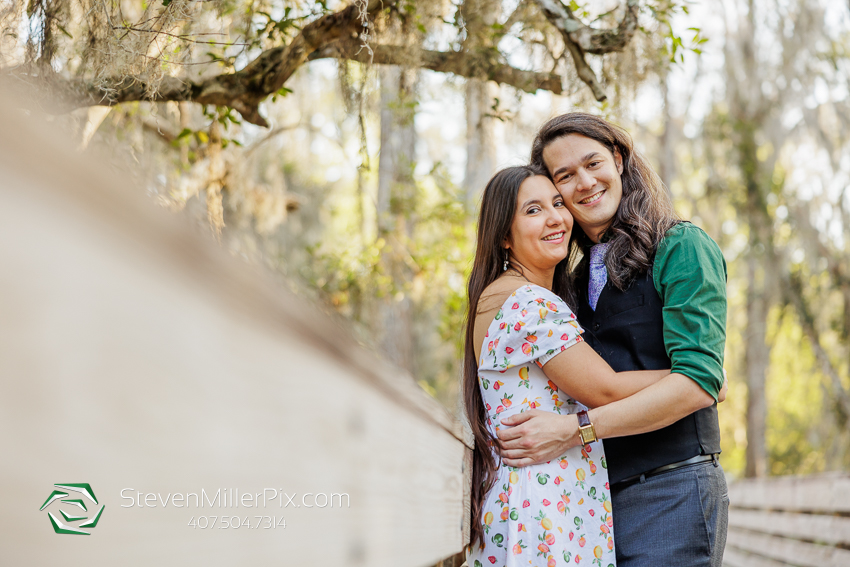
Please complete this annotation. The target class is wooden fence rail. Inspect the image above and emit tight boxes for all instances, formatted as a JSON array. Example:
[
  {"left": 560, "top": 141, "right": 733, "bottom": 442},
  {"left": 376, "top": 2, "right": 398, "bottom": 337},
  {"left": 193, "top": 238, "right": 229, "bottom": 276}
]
[
  {"left": 0, "top": 90, "right": 471, "bottom": 565},
  {"left": 723, "top": 473, "right": 850, "bottom": 567}
]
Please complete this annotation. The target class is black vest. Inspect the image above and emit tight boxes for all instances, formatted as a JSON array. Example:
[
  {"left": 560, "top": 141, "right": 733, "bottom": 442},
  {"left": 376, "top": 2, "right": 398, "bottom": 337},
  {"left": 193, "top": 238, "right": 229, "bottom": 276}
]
[{"left": 576, "top": 267, "right": 721, "bottom": 484}]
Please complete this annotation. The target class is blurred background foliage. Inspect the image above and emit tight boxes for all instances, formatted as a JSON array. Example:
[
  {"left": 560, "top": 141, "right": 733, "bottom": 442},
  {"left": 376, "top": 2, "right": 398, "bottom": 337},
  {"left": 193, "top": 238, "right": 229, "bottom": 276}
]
[{"left": 2, "top": 0, "right": 849, "bottom": 478}]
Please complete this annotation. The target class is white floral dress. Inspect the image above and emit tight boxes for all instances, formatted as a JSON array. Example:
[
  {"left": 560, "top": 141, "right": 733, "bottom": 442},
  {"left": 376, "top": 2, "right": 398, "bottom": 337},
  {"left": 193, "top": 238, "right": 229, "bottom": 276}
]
[{"left": 468, "top": 284, "right": 616, "bottom": 567}]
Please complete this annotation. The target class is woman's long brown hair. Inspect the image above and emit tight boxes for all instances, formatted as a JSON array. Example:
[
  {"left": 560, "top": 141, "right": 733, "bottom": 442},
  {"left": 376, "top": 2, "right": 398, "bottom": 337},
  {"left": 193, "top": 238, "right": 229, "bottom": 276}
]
[
  {"left": 464, "top": 165, "right": 573, "bottom": 549},
  {"left": 530, "top": 113, "right": 680, "bottom": 290}
]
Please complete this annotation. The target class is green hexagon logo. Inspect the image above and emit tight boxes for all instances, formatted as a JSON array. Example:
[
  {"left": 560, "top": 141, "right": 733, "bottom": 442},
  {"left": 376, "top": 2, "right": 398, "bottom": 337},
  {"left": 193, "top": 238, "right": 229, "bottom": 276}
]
[{"left": 40, "top": 483, "right": 105, "bottom": 535}]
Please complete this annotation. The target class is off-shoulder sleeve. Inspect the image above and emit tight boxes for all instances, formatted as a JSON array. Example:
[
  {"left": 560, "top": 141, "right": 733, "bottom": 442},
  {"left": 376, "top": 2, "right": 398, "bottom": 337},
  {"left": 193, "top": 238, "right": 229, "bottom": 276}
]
[{"left": 483, "top": 285, "right": 584, "bottom": 371}]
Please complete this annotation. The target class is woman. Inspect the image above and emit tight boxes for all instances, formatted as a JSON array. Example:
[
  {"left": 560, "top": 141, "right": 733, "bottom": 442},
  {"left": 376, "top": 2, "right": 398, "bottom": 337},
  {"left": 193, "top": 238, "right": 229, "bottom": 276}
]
[{"left": 464, "top": 166, "right": 672, "bottom": 567}]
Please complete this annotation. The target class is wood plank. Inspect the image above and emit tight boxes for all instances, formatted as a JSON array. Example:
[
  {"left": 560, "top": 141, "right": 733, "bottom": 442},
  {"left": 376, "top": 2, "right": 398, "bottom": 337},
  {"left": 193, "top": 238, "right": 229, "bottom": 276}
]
[
  {"left": 729, "top": 508, "right": 850, "bottom": 547},
  {"left": 728, "top": 474, "right": 850, "bottom": 513},
  {"left": 723, "top": 546, "right": 796, "bottom": 567},
  {"left": 462, "top": 446, "right": 473, "bottom": 547},
  {"left": 726, "top": 529, "right": 850, "bottom": 567}
]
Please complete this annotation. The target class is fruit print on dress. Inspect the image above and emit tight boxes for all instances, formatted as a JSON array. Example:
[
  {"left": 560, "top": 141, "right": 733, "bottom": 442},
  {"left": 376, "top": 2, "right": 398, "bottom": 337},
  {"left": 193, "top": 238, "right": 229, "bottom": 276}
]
[
  {"left": 522, "top": 332, "right": 540, "bottom": 357},
  {"left": 469, "top": 284, "right": 616, "bottom": 566},
  {"left": 518, "top": 366, "right": 530, "bottom": 388}
]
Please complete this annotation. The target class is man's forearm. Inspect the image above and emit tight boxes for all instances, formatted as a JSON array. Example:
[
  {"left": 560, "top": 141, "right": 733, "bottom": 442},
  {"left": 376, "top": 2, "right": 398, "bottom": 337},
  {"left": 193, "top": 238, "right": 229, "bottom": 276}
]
[{"left": 588, "top": 372, "right": 714, "bottom": 440}]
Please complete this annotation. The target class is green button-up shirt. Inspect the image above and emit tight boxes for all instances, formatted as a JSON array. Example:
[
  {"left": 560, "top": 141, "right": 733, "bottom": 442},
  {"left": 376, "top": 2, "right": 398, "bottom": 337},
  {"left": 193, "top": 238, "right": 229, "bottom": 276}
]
[{"left": 652, "top": 222, "right": 727, "bottom": 400}]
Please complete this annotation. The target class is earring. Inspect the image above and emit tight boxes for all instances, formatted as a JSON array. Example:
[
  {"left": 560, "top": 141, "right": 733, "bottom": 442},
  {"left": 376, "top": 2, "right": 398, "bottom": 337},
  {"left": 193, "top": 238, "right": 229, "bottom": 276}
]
[{"left": 503, "top": 254, "right": 509, "bottom": 272}]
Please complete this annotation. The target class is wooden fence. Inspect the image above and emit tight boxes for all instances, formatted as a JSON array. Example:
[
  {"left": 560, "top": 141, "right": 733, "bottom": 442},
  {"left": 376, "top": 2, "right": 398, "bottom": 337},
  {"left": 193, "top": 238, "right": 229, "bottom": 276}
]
[
  {"left": 724, "top": 473, "right": 850, "bottom": 567},
  {"left": 0, "top": 90, "right": 471, "bottom": 565}
]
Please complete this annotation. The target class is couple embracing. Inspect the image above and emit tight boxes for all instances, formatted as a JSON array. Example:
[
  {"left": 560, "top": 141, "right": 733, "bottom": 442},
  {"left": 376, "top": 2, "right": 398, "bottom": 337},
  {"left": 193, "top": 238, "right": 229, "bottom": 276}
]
[{"left": 464, "top": 113, "right": 728, "bottom": 567}]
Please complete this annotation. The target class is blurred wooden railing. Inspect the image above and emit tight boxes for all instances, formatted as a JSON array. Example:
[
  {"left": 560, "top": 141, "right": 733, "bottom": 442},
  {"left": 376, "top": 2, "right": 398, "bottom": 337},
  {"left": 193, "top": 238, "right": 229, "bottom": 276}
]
[
  {"left": 0, "top": 89, "right": 472, "bottom": 565},
  {"left": 723, "top": 473, "right": 850, "bottom": 567}
]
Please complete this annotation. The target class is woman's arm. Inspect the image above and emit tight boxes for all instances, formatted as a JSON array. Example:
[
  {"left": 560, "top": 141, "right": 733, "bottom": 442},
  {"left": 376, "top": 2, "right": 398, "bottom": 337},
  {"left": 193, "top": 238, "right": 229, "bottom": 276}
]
[
  {"left": 541, "top": 341, "right": 669, "bottom": 407},
  {"left": 496, "top": 371, "right": 714, "bottom": 467}
]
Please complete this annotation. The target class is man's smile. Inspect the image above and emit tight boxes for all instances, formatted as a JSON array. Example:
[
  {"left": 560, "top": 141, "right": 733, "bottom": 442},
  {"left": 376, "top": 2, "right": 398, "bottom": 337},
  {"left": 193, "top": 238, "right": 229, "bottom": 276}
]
[{"left": 578, "top": 190, "right": 606, "bottom": 205}]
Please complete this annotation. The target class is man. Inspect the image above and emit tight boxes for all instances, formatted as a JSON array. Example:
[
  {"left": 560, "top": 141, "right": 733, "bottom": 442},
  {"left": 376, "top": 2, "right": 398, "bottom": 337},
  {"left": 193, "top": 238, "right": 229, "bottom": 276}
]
[{"left": 497, "top": 113, "right": 728, "bottom": 567}]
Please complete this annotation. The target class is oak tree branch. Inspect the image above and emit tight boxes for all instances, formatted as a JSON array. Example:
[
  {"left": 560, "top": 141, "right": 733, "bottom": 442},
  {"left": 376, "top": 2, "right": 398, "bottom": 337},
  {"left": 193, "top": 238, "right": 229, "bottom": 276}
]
[
  {"left": 533, "top": 0, "right": 639, "bottom": 102},
  {"left": 3, "top": 0, "right": 643, "bottom": 125}
]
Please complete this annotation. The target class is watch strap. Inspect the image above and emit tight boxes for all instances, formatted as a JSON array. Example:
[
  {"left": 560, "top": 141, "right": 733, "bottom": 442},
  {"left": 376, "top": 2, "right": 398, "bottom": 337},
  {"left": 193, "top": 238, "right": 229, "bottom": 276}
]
[{"left": 577, "top": 410, "right": 597, "bottom": 445}]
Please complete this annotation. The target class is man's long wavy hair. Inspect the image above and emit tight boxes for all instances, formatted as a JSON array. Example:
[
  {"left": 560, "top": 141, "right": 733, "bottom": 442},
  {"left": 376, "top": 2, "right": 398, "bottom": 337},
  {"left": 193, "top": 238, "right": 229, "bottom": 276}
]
[
  {"left": 530, "top": 113, "right": 679, "bottom": 290},
  {"left": 463, "top": 165, "right": 573, "bottom": 549}
]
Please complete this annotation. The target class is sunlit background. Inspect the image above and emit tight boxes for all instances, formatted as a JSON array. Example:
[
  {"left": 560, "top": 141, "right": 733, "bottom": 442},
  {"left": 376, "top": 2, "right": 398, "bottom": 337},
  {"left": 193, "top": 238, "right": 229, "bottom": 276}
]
[{"left": 3, "top": 0, "right": 849, "bottom": 483}]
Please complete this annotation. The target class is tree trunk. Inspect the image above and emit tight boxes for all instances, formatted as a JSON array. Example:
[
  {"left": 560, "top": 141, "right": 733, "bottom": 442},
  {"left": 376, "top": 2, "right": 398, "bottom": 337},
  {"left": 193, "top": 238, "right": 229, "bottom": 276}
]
[
  {"left": 729, "top": 0, "right": 773, "bottom": 479},
  {"left": 206, "top": 119, "right": 225, "bottom": 237},
  {"left": 375, "top": 65, "right": 417, "bottom": 374},
  {"left": 462, "top": 0, "right": 501, "bottom": 216},
  {"left": 658, "top": 70, "right": 675, "bottom": 199},
  {"left": 464, "top": 79, "right": 498, "bottom": 215},
  {"left": 744, "top": 253, "right": 769, "bottom": 477},
  {"left": 738, "top": 119, "right": 772, "bottom": 478}
]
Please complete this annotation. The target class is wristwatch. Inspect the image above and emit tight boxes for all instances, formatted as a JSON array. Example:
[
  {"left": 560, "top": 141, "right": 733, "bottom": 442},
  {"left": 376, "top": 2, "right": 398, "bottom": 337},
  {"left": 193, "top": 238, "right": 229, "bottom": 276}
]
[{"left": 577, "top": 410, "right": 597, "bottom": 446}]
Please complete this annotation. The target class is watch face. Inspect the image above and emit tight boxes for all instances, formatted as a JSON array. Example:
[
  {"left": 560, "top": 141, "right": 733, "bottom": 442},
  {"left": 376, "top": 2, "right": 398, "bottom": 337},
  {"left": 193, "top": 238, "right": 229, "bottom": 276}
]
[{"left": 579, "top": 424, "right": 597, "bottom": 445}]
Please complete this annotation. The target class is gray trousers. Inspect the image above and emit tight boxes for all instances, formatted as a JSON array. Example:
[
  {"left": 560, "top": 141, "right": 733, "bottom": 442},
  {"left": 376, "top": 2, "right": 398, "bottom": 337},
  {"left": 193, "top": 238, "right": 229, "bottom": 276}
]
[{"left": 610, "top": 460, "right": 729, "bottom": 567}]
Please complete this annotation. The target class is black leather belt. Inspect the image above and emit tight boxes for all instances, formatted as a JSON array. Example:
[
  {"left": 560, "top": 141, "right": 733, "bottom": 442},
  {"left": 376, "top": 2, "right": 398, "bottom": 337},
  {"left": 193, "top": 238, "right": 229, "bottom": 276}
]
[{"left": 612, "top": 454, "right": 719, "bottom": 488}]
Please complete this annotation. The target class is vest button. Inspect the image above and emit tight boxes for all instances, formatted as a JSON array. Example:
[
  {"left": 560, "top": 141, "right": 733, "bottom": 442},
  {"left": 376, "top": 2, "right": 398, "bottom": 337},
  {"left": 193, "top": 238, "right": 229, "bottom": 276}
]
[{"left": 593, "top": 322, "right": 601, "bottom": 331}]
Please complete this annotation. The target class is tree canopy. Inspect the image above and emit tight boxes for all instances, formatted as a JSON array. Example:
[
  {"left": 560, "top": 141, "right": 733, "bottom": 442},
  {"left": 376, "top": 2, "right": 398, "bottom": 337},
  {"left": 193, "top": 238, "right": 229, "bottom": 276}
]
[{"left": 2, "top": 0, "right": 690, "bottom": 125}]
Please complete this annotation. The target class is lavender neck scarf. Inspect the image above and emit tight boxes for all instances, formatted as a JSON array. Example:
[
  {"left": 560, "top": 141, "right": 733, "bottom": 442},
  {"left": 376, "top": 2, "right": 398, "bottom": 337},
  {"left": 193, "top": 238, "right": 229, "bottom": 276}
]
[{"left": 588, "top": 242, "right": 610, "bottom": 311}]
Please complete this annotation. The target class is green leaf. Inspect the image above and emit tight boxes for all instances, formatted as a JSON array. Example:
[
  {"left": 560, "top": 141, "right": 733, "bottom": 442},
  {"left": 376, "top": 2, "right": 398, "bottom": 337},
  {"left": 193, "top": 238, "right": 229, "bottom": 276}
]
[{"left": 56, "top": 24, "right": 73, "bottom": 39}]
